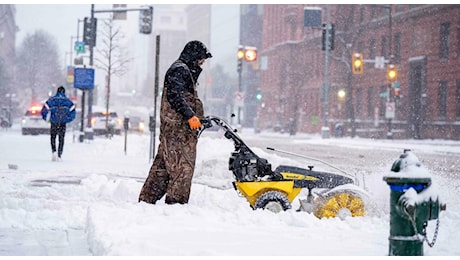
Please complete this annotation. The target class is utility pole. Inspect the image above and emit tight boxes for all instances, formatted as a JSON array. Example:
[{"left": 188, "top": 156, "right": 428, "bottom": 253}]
[{"left": 321, "top": 5, "right": 331, "bottom": 139}]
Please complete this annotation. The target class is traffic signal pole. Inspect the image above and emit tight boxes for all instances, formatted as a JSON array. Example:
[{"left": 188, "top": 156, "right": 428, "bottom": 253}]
[
  {"left": 236, "top": 45, "right": 243, "bottom": 126},
  {"left": 321, "top": 5, "right": 331, "bottom": 139},
  {"left": 87, "top": 4, "right": 95, "bottom": 135},
  {"left": 238, "top": 68, "right": 242, "bottom": 125},
  {"left": 235, "top": 46, "right": 257, "bottom": 127},
  {"left": 387, "top": 5, "right": 393, "bottom": 139},
  {"left": 81, "top": 4, "right": 153, "bottom": 141}
]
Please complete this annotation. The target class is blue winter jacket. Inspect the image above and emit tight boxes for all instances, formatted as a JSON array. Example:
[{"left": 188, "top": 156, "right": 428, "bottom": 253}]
[{"left": 41, "top": 93, "right": 76, "bottom": 124}]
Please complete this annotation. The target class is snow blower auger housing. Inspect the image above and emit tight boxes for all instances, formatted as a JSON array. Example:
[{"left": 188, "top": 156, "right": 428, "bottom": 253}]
[{"left": 199, "top": 115, "right": 367, "bottom": 219}]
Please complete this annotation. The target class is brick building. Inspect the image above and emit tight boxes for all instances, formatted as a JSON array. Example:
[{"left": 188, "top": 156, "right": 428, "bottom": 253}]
[{"left": 258, "top": 4, "right": 460, "bottom": 140}]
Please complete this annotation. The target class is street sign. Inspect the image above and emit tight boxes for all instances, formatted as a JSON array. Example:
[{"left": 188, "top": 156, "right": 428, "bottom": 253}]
[
  {"left": 74, "top": 41, "right": 86, "bottom": 54},
  {"left": 375, "top": 56, "right": 385, "bottom": 69},
  {"left": 385, "top": 101, "right": 395, "bottom": 119},
  {"left": 74, "top": 68, "right": 95, "bottom": 89},
  {"left": 66, "top": 75, "right": 74, "bottom": 84},
  {"left": 113, "top": 4, "right": 127, "bottom": 20},
  {"left": 235, "top": 91, "right": 244, "bottom": 107}
]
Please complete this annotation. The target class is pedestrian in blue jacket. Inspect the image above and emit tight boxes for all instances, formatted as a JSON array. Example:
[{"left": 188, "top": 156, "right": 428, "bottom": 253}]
[{"left": 41, "top": 86, "right": 76, "bottom": 161}]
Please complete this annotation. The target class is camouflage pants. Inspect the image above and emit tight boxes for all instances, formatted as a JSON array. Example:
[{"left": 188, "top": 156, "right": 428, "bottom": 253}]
[{"left": 139, "top": 126, "right": 198, "bottom": 204}]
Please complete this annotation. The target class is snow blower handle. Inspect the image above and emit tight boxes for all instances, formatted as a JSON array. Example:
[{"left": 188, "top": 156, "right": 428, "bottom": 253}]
[
  {"left": 197, "top": 117, "right": 213, "bottom": 137},
  {"left": 197, "top": 115, "right": 246, "bottom": 149},
  {"left": 200, "top": 117, "right": 213, "bottom": 129}
]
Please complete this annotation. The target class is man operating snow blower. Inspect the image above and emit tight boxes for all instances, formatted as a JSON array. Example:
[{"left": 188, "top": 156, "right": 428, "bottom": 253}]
[{"left": 138, "top": 40, "right": 212, "bottom": 205}]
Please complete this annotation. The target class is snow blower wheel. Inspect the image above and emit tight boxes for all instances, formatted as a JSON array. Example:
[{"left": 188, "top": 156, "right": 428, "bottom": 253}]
[
  {"left": 254, "top": 191, "right": 291, "bottom": 213},
  {"left": 314, "top": 191, "right": 366, "bottom": 219}
]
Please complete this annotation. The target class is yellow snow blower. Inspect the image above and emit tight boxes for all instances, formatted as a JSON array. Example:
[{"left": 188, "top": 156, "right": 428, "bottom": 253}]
[{"left": 199, "top": 115, "right": 368, "bottom": 219}]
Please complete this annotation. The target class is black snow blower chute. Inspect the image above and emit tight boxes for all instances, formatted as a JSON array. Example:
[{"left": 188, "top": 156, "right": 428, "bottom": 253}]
[{"left": 199, "top": 115, "right": 368, "bottom": 219}]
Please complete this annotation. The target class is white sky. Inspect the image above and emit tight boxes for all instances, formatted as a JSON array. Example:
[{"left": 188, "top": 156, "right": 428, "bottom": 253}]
[
  {"left": 14, "top": 3, "right": 150, "bottom": 99},
  {"left": 15, "top": 4, "right": 101, "bottom": 56}
]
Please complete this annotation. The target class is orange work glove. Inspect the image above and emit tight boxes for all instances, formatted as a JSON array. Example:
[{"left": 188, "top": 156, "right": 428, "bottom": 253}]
[{"left": 188, "top": 116, "right": 202, "bottom": 130}]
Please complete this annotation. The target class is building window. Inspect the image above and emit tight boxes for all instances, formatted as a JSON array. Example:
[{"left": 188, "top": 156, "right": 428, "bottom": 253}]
[
  {"left": 379, "top": 85, "right": 386, "bottom": 117},
  {"left": 438, "top": 81, "right": 448, "bottom": 118},
  {"left": 381, "top": 36, "right": 388, "bottom": 59},
  {"left": 394, "top": 32, "right": 401, "bottom": 64},
  {"left": 359, "top": 6, "right": 365, "bottom": 23},
  {"left": 357, "top": 41, "right": 364, "bottom": 53},
  {"left": 356, "top": 88, "right": 363, "bottom": 118},
  {"left": 395, "top": 5, "right": 405, "bottom": 13},
  {"left": 367, "top": 87, "right": 374, "bottom": 119},
  {"left": 457, "top": 27, "right": 460, "bottom": 59},
  {"left": 456, "top": 79, "right": 460, "bottom": 118},
  {"left": 440, "top": 22, "right": 450, "bottom": 60},
  {"left": 382, "top": 6, "right": 390, "bottom": 17},
  {"left": 371, "top": 6, "right": 376, "bottom": 20},
  {"left": 369, "top": 39, "right": 376, "bottom": 59}
]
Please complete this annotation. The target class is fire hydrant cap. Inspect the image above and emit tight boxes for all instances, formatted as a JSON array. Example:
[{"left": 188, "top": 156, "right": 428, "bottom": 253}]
[{"left": 387, "top": 151, "right": 431, "bottom": 178}]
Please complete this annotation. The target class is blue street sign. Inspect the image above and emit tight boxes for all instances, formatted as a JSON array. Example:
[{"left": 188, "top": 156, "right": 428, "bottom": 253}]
[{"left": 74, "top": 68, "right": 95, "bottom": 89}]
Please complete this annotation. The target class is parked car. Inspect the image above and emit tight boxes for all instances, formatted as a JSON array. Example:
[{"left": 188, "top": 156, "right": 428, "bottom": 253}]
[
  {"left": 90, "top": 110, "right": 122, "bottom": 136},
  {"left": 128, "top": 116, "right": 145, "bottom": 134},
  {"left": 21, "top": 104, "right": 50, "bottom": 135}
]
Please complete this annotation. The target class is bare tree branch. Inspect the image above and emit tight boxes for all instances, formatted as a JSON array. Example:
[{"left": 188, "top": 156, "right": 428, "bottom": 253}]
[
  {"left": 15, "top": 29, "right": 63, "bottom": 104},
  {"left": 93, "top": 16, "right": 133, "bottom": 138}
]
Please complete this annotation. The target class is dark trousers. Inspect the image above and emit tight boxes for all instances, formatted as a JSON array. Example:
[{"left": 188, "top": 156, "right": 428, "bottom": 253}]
[{"left": 50, "top": 123, "right": 66, "bottom": 157}]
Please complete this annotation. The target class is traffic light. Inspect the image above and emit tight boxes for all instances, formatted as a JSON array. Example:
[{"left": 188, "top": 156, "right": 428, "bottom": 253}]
[
  {"left": 387, "top": 64, "right": 398, "bottom": 83},
  {"left": 322, "top": 23, "right": 335, "bottom": 51},
  {"left": 83, "top": 17, "right": 97, "bottom": 47},
  {"left": 394, "top": 86, "right": 400, "bottom": 97},
  {"left": 256, "top": 88, "right": 262, "bottom": 101},
  {"left": 237, "top": 46, "right": 257, "bottom": 72},
  {"left": 337, "top": 89, "right": 346, "bottom": 100},
  {"left": 139, "top": 6, "right": 153, "bottom": 34},
  {"left": 352, "top": 53, "right": 363, "bottom": 74},
  {"left": 244, "top": 47, "right": 257, "bottom": 62},
  {"left": 393, "top": 82, "right": 401, "bottom": 98},
  {"left": 237, "top": 46, "right": 244, "bottom": 72}
]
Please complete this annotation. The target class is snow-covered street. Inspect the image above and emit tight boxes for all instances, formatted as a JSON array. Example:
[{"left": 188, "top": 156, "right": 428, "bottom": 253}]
[{"left": 1, "top": 125, "right": 459, "bottom": 256}]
